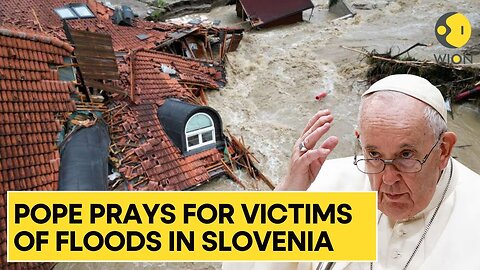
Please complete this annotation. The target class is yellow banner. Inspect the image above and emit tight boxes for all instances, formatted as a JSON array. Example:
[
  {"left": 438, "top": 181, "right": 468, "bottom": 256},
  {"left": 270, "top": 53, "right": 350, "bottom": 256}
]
[{"left": 7, "top": 191, "right": 376, "bottom": 262}]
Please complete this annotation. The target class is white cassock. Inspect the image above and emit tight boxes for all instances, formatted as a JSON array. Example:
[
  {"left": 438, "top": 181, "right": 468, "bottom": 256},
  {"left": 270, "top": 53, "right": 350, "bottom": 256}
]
[{"left": 223, "top": 157, "right": 480, "bottom": 270}]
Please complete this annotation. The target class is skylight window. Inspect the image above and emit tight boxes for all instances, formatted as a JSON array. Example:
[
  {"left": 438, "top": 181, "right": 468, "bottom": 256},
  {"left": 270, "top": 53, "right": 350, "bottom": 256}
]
[
  {"left": 54, "top": 4, "right": 95, "bottom": 20},
  {"left": 54, "top": 7, "right": 77, "bottom": 19},
  {"left": 71, "top": 5, "right": 95, "bottom": 17}
]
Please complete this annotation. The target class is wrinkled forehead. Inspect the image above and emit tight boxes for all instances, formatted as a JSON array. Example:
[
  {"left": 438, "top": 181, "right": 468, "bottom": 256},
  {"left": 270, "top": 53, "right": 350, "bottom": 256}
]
[{"left": 358, "top": 91, "right": 431, "bottom": 135}]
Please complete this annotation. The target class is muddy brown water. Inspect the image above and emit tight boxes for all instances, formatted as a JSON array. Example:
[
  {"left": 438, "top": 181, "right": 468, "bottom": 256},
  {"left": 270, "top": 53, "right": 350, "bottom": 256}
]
[{"left": 55, "top": 0, "right": 479, "bottom": 269}]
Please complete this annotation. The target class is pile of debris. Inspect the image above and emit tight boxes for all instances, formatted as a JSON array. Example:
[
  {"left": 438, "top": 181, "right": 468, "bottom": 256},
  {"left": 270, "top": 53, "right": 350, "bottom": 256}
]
[{"left": 343, "top": 45, "right": 480, "bottom": 106}]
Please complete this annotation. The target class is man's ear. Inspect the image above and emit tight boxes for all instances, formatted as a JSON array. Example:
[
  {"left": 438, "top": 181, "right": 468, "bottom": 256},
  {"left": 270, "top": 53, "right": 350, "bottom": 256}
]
[
  {"left": 354, "top": 130, "right": 360, "bottom": 138},
  {"left": 439, "top": 131, "right": 457, "bottom": 169}
]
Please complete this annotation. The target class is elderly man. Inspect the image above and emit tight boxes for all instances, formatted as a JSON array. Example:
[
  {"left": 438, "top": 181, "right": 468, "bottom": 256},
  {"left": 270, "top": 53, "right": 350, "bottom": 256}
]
[{"left": 224, "top": 74, "right": 480, "bottom": 270}]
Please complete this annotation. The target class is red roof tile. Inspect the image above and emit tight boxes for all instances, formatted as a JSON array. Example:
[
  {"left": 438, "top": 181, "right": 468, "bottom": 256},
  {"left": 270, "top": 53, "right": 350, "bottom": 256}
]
[
  {"left": 0, "top": 0, "right": 177, "bottom": 52},
  {"left": 0, "top": 27, "right": 76, "bottom": 270},
  {"left": 107, "top": 49, "right": 225, "bottom": 191},
  {"left": 1, "top": 0, "right": 243, "bottom": 256}
]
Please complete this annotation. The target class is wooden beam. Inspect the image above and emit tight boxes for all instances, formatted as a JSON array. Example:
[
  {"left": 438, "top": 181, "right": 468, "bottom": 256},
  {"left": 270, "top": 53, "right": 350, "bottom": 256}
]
[
  {"left": 84, "top": 80, "right": 127, "bottom": 95},
  {"left": 130, "top": 50, "right": 136, "bottom": 102},
  {"left": 221, "top": 160, "right": 245, "bottom": 189}
]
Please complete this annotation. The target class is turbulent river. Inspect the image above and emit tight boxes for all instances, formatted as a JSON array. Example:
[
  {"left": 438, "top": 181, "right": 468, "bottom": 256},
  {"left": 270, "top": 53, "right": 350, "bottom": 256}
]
[{"left": 55, "top": 0, "right": 480, "bottom": 269}]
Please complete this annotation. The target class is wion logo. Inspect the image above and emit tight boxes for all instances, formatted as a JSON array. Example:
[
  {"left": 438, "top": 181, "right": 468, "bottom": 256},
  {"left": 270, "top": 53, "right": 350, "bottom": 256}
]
[{"left": 434, "top": 12, "right": 473, "bottom": 64}]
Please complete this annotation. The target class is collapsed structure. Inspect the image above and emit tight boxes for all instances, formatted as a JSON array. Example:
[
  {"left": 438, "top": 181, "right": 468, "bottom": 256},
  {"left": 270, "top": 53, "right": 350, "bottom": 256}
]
[
  {"left": 236, "top": 0, "right": 314, "bottom": 28},
  {"left": 0, "top": 0, "right": 270, "bottom": 269}
]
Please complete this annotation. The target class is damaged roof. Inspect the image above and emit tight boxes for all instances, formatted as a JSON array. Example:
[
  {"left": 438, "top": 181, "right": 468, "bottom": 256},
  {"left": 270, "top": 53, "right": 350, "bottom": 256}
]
[
  {"left": 0, "top": 0, "right": 175, "bottom": 51},
  {"left": 238, "top": 0, "right": 314, "bottom": 27},
  {"left": 1, "top": 0, "right": 243, "bottom": 57},
  {"left": 109, "top": 49, "right": 225, "bottom": 191},
  {"left": 1, "top": 0, "right": 243, "bottom": 191},
  {"left": 0, "top": 1, "right": 248, "bottom": 266},
  {"left": 0, "top": 26, "right": 76, "bottom": 270}
]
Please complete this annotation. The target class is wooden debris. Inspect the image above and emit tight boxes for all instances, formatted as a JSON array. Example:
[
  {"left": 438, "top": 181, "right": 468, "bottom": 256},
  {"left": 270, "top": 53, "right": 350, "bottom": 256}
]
[
  {"left": 31, "top": 8, "right": 44, "bottom": 32},
  {"left": 342, "top": 45, "right": 480, "bottom": 68},
  {"left": 198, "top": 88, "right": 208, "bottom": 105},
  {"left": 61, "top": 22, "right": 250, "bottom": 192},
  {"left": 226, "top": 130, "right": 275, "bottom": 190},
  {"left": 133, "top": 177, "right": 148, "bottom": 188},
  {"left": 75, "top": 100, "right": 108, "bottom": 112},
  {"left": 221, "top": 160, "right": 246, "bottom": 189},
  {"left": 455, "top": 144, "right": 472, "bottom": 149},
  {"left": 341, "top": 45, "right": 480, "bottom": 106},
  {"left": 129, "top": 50, "right": 136, "bottom": 102}
]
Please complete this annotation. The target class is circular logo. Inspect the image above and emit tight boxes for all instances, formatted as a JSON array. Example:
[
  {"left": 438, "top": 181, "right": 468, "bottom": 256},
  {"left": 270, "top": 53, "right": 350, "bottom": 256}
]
[{"left": 435, "top": 12, "right": 471, "bottom": 48}]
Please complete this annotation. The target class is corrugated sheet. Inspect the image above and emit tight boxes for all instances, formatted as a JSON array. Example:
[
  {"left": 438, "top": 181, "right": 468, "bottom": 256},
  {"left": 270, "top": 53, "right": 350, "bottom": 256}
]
[{"left": 67, "top": 28, "right": 119, "bottom": 81}]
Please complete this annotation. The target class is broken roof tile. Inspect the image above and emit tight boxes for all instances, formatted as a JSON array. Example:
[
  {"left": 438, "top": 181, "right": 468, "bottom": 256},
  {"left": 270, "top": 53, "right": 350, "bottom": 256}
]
[
  {"left": 1, "top": 2, "right": 245, "bottom": 267},
  {"left": 0, "top": 0, "right": 177, "bottom": 52},
  {"left": 109, "top": 56, "right": 224, "bottom": 188}
]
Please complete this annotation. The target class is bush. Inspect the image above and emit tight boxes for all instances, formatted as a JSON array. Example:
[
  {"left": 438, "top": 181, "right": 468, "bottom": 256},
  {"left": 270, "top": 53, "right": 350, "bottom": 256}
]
[
  {"left": 147, "top": 8, "right": 166, "bottom": 21},
  {"left": 155, "top": 0, "right": 167, "bottom": 8}
]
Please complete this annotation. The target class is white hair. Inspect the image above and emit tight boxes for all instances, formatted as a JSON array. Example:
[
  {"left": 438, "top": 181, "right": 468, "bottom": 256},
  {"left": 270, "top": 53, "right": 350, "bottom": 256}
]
[
  {"left": 358, "top": 91, "right": 447, "bottom": 139},
  {"left": 423, "top": 105, "right": 447, "bottom": 138}
]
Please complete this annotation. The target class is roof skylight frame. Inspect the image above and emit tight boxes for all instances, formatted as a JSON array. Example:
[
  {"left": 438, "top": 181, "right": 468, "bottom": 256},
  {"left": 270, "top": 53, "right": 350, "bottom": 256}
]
[
  {"left": 54, "top": 3, "right": 96, "bottom": 20},
  {"left": 54, "top": 7, "right": 78, "bottom": 20},
  {"left": 70, "top": 4, "right": 96, "bottom": 18}
]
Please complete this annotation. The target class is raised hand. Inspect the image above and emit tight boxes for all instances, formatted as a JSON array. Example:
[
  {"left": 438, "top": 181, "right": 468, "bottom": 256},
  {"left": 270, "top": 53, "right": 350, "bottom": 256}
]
[{"left": 276, "top": 109, "right": 339, "bottom": 191}]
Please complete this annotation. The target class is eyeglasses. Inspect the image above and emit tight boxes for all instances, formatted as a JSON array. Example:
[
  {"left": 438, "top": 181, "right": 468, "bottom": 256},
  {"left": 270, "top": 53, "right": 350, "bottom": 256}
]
[{"left": 353, "top": 134, "right": 443, "bottom": 174}]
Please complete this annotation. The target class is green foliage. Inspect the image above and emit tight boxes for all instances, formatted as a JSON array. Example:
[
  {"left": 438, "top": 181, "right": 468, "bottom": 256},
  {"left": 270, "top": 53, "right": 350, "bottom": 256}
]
[
  {"left": 148, "top": 8, "right": 166, "bottom": 21},
  {"left": 146, "top": 0, "right": 167, "bottom": 21},
  {"left": 155, "top": 0, "right": 167, "bottom": 8}
]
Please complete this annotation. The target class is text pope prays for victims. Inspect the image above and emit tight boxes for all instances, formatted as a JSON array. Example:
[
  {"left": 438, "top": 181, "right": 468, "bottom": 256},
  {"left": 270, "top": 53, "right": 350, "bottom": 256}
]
[
  {"left": 15, "top": 202, "right": 353, "bottom": 225},
  {"left": 13, "top": 202, "right": 354, "bottom": 252}
]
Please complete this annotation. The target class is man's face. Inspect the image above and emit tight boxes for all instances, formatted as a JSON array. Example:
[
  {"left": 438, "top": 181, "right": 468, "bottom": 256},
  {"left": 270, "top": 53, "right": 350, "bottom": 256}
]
[{"left": 359, "top": 92, "right": 442, "bottom": 221}]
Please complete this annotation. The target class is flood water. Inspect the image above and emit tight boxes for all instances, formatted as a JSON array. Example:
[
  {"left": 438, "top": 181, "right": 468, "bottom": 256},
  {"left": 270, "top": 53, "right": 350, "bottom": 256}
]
[
  {"left": 55, "top": 0, "right": 480, "bottom": 269},
  {"left": 204, "top": 0, "right": 480, "bottom": 187}
]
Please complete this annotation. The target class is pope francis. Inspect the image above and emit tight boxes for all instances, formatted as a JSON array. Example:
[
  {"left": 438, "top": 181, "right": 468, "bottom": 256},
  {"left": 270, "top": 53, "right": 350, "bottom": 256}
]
[{"left": 223, "top": 74, "right": 480, "bottom": 270}]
